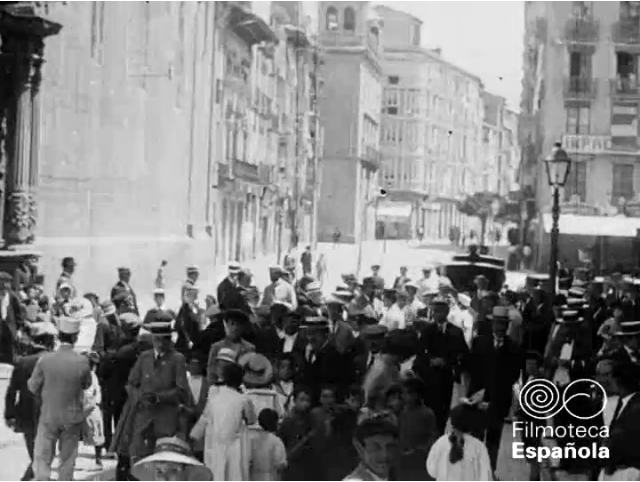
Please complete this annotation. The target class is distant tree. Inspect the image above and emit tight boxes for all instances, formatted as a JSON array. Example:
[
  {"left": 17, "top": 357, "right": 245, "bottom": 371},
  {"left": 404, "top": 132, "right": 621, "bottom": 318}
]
[{"left": 457, "top": 192, "right": 504, "bottom": 245}]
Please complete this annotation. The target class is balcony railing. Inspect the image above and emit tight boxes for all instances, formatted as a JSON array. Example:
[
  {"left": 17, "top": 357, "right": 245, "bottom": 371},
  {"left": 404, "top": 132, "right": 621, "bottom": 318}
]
[
  {"left": 613, "top": 17, "right": 640, "bottom": 45},
  {"left": 563, "top": 76, "right": 597, "bottom": 99},
  {"left": 564, "top": 17, "right": 599, "bottom": 43},
  {"left": 360, "top": 145, "right": 382, "bottom": 171},
  {"left": 610, "top": 76, "right": 640, "bottom": 96}
]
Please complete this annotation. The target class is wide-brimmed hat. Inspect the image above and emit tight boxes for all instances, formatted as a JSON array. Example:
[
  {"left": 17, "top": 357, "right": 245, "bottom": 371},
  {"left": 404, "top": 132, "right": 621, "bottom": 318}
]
[
  {"left": 57, "top": 281, "right": 73, "bottom": 293},
  {"left": 381, "top": 329, "right": 418, "bottom": 360},
  {"left": 31, "top": 321, "right": 58, "bottom": 339},
  {"left": 487, "top": 306, "right": 510, "bottom": 321},
  {"left": 145, "top": 310, "right": 175, "bottom": 337},
  {"left": 238, "top": 352, "right": 273, "bottom": 386},
  {"left": 131, "top": 437, "right": 212, "bottom": 481},
  {"left": 458, "top": 293, "right": 472, "bottom": 308},
  {"left": 430, "top": 295, "right": 449, "bottom": 307},
  {"left": 615, "top": 321, "right": 640, "bottom": 337},
  {"left": 216, "top": 308, "right": 251, "bottom": 325},
  {"left": 216, "top": 347, "right": 239, "bottom": 364}
]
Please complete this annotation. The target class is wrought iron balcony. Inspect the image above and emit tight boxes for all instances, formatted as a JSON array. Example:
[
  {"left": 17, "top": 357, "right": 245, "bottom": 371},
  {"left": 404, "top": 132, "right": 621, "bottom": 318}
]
[
  {"left": 613, "top": 17, "right": 640, "bottom": 45},
  {"left": 563, "top": 76, "right": 597, "bottom": 99},
  {"left": 360, "top": 145, "right": 382, "bottom": 172},
  {"left": 564, "top": 17, "right": 599, "bottom": 43},
  {"left": 610, "top": 76, "right": 640, "bottom": 96}
]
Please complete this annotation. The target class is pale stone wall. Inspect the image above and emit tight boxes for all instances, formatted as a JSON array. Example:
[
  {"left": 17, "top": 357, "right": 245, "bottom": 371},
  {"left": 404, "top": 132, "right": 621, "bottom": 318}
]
[{"left": 33, "top": 2, "right": 222, "bottom": 298}]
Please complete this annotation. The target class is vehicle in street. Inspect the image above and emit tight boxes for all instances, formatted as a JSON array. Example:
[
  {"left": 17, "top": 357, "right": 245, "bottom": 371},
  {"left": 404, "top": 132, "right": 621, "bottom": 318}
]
[{"left": 442, "top": 245, "right": 506, "bottom": 293}]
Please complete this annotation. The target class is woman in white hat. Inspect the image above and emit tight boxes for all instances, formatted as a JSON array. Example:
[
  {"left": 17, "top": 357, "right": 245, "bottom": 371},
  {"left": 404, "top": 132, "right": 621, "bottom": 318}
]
[{"left": 131, "top": 436, "right": 212, "bottom": 481}]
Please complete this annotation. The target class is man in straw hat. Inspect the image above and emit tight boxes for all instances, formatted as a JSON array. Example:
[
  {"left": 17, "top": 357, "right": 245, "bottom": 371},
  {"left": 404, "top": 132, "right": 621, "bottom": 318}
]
[
  {"left": 131, "top": 436, "right": 212, "bottom": 481},
  {"left": 343, "top": 416, "right": 400, "bottom": 481},
  {"left": 175, "top": 285, "right": 203, "bottom": 355},
  {"left": 28, "top": 315, "right": 92, "bottom": 481},
  {"left": 5, "top": 321, "right": 57, "bottom": 481},
  {"left": 217, "top": 261, "right": 242, "bottom": 311},
  {"left": 111, "top": 311, "right": 191, "bottom": 477},
  {"left": 611, "top": 320, "right": 640, "bottom": 365}
]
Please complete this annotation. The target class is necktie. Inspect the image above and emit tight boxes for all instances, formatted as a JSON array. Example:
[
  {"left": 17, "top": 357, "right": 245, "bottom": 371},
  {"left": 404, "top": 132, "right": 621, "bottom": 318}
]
[{"left": 611, "top": 397, "right": 624, "bottom": 426}]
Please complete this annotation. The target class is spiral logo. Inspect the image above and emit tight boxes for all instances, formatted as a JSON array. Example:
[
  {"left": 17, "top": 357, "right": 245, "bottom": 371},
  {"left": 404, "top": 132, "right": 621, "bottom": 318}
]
[{"left": 518, "top": 378, "right": 607, "bottom": 420}]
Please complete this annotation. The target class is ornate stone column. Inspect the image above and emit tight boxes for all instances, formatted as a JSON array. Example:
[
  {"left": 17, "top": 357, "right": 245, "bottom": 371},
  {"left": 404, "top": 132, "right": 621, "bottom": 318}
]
[{"left": 0, "top": 4, "right": 61, "bottom": 248}]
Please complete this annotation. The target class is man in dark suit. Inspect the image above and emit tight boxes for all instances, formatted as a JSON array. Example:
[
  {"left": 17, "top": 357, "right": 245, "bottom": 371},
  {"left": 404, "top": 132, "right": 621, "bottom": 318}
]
[
  {"left": 300, "top": 316, "right": 352, "bottom": 401},
  {"left": 276, "top": 308, "right": 308, "bottom": 370},
  {"left": 326, "top": 297, "right": 355, "bottom": 355},
  {"left": 217, "top": 262, "right": 243, "bottom": 311},
  {"left": 4, "top": 324, "right": 57, "bottom": 481},
  {"left": 110, "top": 267, "right": 139, "bottom": 315},
  {"left": 414, "top": 296, "right": 469, "bottom": 434},
  {"left": 349, "top": 322, "right": 387, "bottom": 383},
  {"left": 467, "top": 305, "right": 523, "bottom": 472}
]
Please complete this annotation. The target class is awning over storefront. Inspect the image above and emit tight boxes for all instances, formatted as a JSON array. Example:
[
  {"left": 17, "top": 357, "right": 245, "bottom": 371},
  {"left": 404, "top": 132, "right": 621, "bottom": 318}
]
[
  {"left": 377, "top": 203, "right": 412, "bottom": 222},
  {"left": 542, "top": 213, "right": 640, "bottom": 238}
]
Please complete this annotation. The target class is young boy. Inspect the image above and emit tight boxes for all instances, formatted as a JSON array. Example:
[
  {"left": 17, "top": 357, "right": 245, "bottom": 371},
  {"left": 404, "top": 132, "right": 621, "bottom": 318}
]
[
  {"left": 274, "top": 354, "right": 296, "bottom": 414},
  {"left": 279, "top": 387, "right": 314, "bottom": 481}
]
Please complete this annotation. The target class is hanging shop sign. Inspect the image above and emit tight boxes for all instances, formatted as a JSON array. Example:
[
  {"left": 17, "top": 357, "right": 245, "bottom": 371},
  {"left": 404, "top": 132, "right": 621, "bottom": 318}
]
[{"left": 562, "top": 134, "right": 612, "bottom": 154}]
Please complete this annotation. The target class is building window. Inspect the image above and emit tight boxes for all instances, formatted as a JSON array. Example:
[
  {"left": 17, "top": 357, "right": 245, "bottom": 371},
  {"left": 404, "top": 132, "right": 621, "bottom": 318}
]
[
  {"left": 565, "top": 106, "right": 590, "bottom": 134},
  {"left": 326, "top": 6, "right": 338, "bottom": 31},
  {"left": 572, "top": 1, "right": 592, "bottom": 18},
  {"left": 612, "top": 164, "right": 635, "bottom": 202},
  {"left": 412, "top": 24, "right": 420, "bottom": 46},
  {"left": 388, "top": 76, "right": 399, "bottom": 85},
  {"left": 343, "top": 7, "right": 355, "bottom": 31},
  {"left": 569, "top": 51, "right": 591, "bottom": 78},
  {"left": 564, "top": 160, "right": 587, "bottom": 202}
]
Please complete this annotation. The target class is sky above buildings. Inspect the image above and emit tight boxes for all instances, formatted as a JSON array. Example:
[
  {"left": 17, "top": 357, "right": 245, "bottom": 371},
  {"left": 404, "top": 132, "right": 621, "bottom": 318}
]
[{"left": 378, "top": 1, "right": 524, "bottom": 110}]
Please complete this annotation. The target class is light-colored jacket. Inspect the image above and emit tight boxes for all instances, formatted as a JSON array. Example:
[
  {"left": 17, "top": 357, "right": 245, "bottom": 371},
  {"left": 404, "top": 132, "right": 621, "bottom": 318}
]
[{"left": 27, "top": 344, "right": 92, "bottom": 425}]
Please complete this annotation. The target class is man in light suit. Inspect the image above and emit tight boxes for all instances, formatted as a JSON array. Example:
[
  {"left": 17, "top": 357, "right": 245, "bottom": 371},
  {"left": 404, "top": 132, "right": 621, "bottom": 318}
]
[{"left": 28, "top": 315, "right": 92, "bottom": 481}]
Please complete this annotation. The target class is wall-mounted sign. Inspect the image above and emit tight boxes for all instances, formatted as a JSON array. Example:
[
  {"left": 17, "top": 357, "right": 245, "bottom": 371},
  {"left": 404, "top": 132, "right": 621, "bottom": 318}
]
[
  {"left": 555, "top": 200, "right": 599, "bottom": 216},
  {"left": 562, "top": 134, "right": 612, "bottom": 154}
]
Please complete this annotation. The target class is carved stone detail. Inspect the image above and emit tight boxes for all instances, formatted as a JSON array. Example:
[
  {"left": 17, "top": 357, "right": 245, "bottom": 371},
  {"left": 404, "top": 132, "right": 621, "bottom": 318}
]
[{"left": 6, "top": 189, "right": 36, "bottom": 245}]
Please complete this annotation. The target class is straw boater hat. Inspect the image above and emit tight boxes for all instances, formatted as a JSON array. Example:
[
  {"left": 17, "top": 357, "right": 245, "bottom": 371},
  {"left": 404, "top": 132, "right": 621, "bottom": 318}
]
[
  {"left": 238, "top": 352, "right": 274, "bottom": 386},
  {"left": 228, "top": 261, "right": 241, "bottom": 275},
  {"left": 132, "top": 436, "right": 212, "bottom": 481},
  {"left": 615, "top": 321, "right": 640, "bottom": 337},
  {"left": 556, "top": 310, "right": 584, "bottom": 325},
  {"left": 186, "top": 265, "right": 199, "bottom": 274},
  {"left": 216, "top": 347, "right": 239, "bottom": 365},
  {"left": 145, "top": 311, "right": 175, "bottom": 337},
  {"left": 100, "top": 300, "right": 116, "bottom": 316},
  {"left": 303, "top": 315, "right": 330, "bottom": 332},
  {"left": 487, "top": 306, "right": 510, "bottom": 321}
]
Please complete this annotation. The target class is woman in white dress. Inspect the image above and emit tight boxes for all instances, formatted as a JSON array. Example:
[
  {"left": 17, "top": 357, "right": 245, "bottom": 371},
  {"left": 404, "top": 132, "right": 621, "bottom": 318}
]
[
  {"left": 426, "top": 404, "right": 493, "bottom": 481},
  {"left": 191, "top": 360, "right": 256, "bottom": 480}
]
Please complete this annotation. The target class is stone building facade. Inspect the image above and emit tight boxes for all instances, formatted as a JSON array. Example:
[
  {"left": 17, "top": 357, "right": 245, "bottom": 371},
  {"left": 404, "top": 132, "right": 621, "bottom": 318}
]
[{"left": 0, "top": 2, "right": 321, "bottom": 302}]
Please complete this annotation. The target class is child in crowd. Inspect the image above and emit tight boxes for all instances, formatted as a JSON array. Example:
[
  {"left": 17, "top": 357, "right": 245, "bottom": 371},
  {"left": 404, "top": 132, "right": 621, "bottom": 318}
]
[
  {"left": 82, "top": 352, "right": 105, "bottom": 468},
  {"left": 191, "top": 361, "right": 256, "bottom": 481},
  {"left": 250, "top": 408, "right": 288, "bottom": 481},
  {"left": 279, "top": 387, "right": 314, "bottom": 481},
  {"left": 397, "top": 377, "right": 438, "bottom": 480},
  {"left": 273, "top": 354, "right": 296, "bottom": 414},
  {"left": 426, "top": 404, "right": 493, "bottom": 481}
]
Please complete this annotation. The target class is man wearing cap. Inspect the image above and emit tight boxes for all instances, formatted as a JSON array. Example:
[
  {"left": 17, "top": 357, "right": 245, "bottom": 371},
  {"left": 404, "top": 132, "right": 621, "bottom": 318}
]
[
  {"left": 414, "top": 295, "right": 468, "bottom": 434},
  {"left": 56, "top": 256, "right": 77, "bottom": 297},
  {"left": 392, "top": 266, "right": 411, "bottom": 291},
  {"left": 343, "top": 417, "right": 400, "bottom": 481},
  {"left": 352, "top": 324, "right": 387, "bottom": 382},
  {"left": 114, "top": 311, "right": 190, "bottom": 469},
  {"left": 467, "top": 305, "right": 523, "bottom": 472},
  {"left": 28, "top": 315, "right": 93, "bottom": 481},
  {"left": 175, "top": 285, "right": 203, "bottom": 355},
  {"left": 143, "top": 288, "right": 170, "bottom": 326},
  {"left": 5, "top": 322, "right": 57, "bottom": 481},
  {"left": 301, "top": 245, "right": 313, "bottom": 276},
  {"left": 111, "top": 267, "right": 139, "bottom": 315},
  {"left": 259, "top": 266, "right": 284, "bottom": 309},
  {"left": 217, "top": 262, "right": 242, "bottom": 311}
]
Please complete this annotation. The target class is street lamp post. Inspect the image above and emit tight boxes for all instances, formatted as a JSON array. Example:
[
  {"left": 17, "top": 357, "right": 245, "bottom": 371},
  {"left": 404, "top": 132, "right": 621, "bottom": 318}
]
[{"left": 544, "top": 142, "right": 572, "bottom": 296}]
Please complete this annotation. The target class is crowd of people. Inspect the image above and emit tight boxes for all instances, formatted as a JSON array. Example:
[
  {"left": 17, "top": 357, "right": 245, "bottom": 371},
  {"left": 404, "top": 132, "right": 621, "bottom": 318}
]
[{"left": 2, "top": 250, "right": 640, "bottom": 481}]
